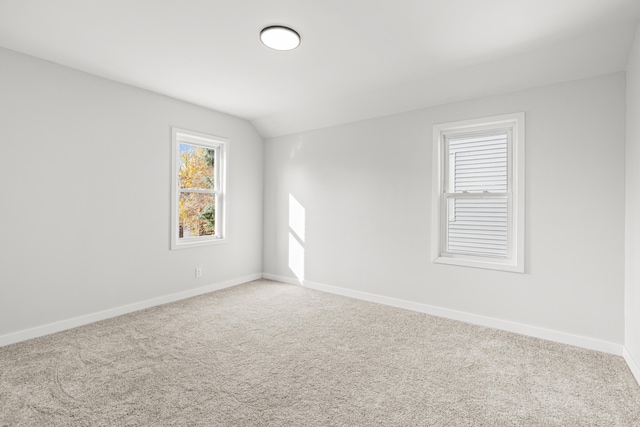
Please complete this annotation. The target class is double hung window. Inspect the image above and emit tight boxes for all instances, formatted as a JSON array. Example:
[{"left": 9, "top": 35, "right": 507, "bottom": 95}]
[
  {"left": 432, "top": 113, "right": 524, "bottom": 272},
  {"left": 171, "top": 127, "right": 227, "bottom": 250}
]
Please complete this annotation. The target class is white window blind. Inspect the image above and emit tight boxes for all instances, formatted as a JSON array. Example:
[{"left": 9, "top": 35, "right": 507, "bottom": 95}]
[{"left": 445, "top": 132, "right": 510, "bottom": 258}]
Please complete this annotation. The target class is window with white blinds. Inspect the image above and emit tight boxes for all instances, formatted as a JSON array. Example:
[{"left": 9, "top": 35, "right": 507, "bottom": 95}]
[
  {"left": 446, "top": 132, "right": 509, "bottom": 258},
  {"left": 432, "top": 113, "right": 524, "bottom": 273}
]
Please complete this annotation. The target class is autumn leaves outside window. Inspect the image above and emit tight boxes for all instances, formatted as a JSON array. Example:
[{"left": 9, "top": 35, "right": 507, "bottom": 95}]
[{"left": 179, "top": 145, "right": 216, "bottom": 238}]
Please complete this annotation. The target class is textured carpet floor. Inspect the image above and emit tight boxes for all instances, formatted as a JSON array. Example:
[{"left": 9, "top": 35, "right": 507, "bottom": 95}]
[{"left": 1, "top": 279, "right": 639, "bottom": 426}]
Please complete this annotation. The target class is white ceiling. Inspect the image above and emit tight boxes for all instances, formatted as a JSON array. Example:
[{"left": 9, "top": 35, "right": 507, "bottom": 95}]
[{"left": 1, "top": 0, "right": 639, "bottom": 138}]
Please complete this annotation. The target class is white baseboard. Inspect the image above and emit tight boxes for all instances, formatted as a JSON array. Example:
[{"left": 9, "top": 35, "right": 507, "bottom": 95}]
[
  {"left": 3, "top": 272, "right": 626, "bottom": 359},
  {"left": 0, "top": 273, "right": 263, "bottom": 348},
  {"left": 263, "top": 272, "right": 303, "bottom": 285},
  {"left": 623, "top": 346, "right": 640, "bottom": 386},
  {"left": 262, "top": 273, "right": 623, "bottom": 356}
]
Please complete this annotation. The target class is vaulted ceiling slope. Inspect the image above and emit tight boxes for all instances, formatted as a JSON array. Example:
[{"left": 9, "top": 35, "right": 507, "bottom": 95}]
[{"left": 1, "top": 0, "right": 639, "bottom": 138}]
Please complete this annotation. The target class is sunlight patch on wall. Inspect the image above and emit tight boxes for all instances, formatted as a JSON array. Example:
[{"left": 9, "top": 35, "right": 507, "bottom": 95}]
[
  {"left": 288, "top": 233, "right": 305, "bottom": 283},
  {"left": 289, "top": 193, "right": 305, "bottom": 242},
  {"left": 288, "top": 194, "right": 305, "bottom": 283}
]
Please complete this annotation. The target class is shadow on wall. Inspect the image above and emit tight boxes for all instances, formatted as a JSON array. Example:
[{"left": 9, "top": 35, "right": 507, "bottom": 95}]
[{"left": 288, "top": 193, "right": 305, "bottom": 283}]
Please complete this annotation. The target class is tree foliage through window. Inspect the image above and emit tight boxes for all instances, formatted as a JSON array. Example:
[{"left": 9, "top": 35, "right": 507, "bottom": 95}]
[{"left": 178, "top": 145, "right": 216, "bottom": 237}]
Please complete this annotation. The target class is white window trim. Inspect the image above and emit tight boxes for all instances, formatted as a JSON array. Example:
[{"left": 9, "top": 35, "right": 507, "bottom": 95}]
[
  {"left": 171, "top": 127, "right": 228, "bottom": 250},
  {"left": 431, "top": 113, "right": 525, "bottom": 273}
]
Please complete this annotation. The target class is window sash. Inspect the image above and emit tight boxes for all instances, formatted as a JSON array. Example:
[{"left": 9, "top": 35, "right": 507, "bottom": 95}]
[
  {"left": 441, "top": 193, "right": 512, "bottom": 259},
  {"left": 444, "top": 129, "right": 512, "bottom": 195},
  {"left": 177, "top": 189, "right": 222, "bottom": 241},
  {"left": 176, "top": 142, "right": 220, "bottom": 239},
  {"left": 179, "top": 188, "right": 218, "bottom": 195},
  {"left": 441, "top": 128, "right": 513, "bottom": 260}
]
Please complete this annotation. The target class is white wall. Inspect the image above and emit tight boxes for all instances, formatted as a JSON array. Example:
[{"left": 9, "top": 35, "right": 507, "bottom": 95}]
[
  {"left": 264, "top": 73, "right": 626, "bottom": 347},
  {"left": 625, "top": 24, "right": 640, "bottom": 380},
  {"left": 0, "top": 41, "right": 630, "bottom": 358},
  {"left": 0, "top": 48, "right": 264, "bottom": 338}
]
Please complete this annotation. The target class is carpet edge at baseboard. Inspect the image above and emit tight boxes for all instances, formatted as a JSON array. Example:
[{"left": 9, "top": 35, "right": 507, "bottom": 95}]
[
  {"left": 0, "top": 273, "right": 263, "bottom": 347},
  {"left": 261, "top": 272, "right": 623, "bottom": 356},
  {"left": 623, "top": 346, "right": 640, "bottom": 386}
]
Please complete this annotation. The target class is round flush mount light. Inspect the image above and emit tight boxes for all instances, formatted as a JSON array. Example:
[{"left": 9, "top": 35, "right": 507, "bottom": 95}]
[{"left": 260, "top": 25, "right": 300, "bottom": 51}]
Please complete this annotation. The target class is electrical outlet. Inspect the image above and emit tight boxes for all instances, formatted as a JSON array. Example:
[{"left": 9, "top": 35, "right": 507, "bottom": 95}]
[{"left": 195, "top": 267, "right": 202, "bottom": 278}]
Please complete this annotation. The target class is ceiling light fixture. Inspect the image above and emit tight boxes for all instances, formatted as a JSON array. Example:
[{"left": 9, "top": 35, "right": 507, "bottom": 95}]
[{"left": 260, "top": 25, "right": 300, "bottom": 51}]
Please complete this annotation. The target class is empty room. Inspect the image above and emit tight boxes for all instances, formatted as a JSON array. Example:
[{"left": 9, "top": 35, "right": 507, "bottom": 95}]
[{"left": 2, "top": 0, "right": 640, "bottom": 425}]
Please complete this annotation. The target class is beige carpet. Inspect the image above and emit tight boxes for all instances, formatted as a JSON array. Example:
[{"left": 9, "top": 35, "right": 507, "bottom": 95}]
[{"left": 1, "top": 279, "right": 639, "bottom": 426}]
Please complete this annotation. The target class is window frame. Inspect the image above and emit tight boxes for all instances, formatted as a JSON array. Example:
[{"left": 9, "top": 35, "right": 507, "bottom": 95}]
[
  {"left": 170, "top": 127, "right": 228, "bottom": 250},
  {"left": 431, "top": 113, "right": 525, "bottom": 273}
]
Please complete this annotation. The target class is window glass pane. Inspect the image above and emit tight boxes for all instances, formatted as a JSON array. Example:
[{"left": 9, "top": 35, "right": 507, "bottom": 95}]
[
  {"left": 448, "top": 132, "right": 507, "bottom": 193},
  {"left": 446, "top": 197, "right": 508, "bottom": 258},
  {"left": 178, "top": 143, "right": 215, "bottom": 190},
  {"left": 179, "top": 193, "right": 216, "bottom": 238}
]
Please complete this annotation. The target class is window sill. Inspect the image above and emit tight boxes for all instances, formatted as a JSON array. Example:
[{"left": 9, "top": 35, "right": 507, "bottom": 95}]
[
  {"left": 433, "top": 255, "right": 524, "bottom": 273},
  {"left": 171, "top": 237, "right": 227, "bottom": 250}
]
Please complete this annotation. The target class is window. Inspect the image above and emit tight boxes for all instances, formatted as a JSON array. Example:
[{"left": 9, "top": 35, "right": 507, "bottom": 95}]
[
  {"left": 171, "top": 127, "right": 227, "bottom": 250},
  {"left": 432, "top": 113, "right": 525, "bottom": 272}
]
